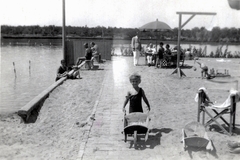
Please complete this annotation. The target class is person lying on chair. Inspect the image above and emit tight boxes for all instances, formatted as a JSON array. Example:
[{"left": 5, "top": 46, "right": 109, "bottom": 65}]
[
  {"left": 75, "top": 43, "right": 93, "bottom": 69},
  {"left": 122, "top": 73, "right": 150, "bottom": 113}
]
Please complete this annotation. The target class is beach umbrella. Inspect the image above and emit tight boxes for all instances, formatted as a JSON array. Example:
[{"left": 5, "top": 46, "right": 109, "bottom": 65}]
[
  {"left": 139, "top": 19, "right": 172, "bottom": 32},
  {"left": 228, "top": 0, "right": 240, "bottom": 10},
  {"left": 139, "top": 19, "right": 172, "bottom": 48}
]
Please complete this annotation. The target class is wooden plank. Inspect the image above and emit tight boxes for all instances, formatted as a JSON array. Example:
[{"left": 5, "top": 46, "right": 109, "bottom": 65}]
[
  {"left": 176, "top": 12, "right": 216, "bottom": 15},
  {"left": 18, "top": 77, "right": 67, "bottom": 122}
]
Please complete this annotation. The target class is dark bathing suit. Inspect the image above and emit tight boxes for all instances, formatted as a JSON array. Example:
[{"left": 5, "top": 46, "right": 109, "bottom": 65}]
[{"left": 129, "top": 88, "right": 143, "bottom": 113}]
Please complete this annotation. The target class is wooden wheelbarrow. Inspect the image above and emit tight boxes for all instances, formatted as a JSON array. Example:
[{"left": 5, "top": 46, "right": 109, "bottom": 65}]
[
  {"left": 182, "top": 121, "right": 213, "bottom": 151},
  {"left": 123, "top": 112, "right": 150, "bottom": 146}
]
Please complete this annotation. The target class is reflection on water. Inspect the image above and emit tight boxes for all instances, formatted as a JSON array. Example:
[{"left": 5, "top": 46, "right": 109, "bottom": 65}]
[{"left": 0, "top": 46, "right": 62, "bottom": 114}]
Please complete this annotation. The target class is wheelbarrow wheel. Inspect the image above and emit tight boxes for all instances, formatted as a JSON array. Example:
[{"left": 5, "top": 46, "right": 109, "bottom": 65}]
[{"left": 134, "top": 130, "right": 137, "bottom": 147}]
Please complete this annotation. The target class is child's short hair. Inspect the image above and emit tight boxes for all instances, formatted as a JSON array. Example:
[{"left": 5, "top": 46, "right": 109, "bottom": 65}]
[{"left": 129, "top": 73, "right": 141, "bottom": 82}]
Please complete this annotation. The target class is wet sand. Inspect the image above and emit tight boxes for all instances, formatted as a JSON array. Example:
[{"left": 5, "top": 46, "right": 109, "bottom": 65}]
[{"left": 0, "top": 56, "right": 240, "bottom": 160}]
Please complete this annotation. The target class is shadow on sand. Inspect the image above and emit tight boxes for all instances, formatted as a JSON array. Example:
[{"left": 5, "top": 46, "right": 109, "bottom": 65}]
[
  {"left": 159, "top": 64, "right": 194, "bottom": 69},
  {"left": 185, "top": 142, "right": 219, "bottom": 159},
  {"left": 209, "top": 124, "right": 240, "bottom": 135},
  {"left": 127, "top": 128, "right": 173, "bottom": 150}
]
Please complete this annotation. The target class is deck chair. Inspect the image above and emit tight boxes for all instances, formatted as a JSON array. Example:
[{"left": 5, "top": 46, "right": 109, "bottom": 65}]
[
  {"left": 85, "top": 57, "right": 99, "bottom": 70},
  {"left": 195, "top": 84, "right": 240, "bottom": 135}
]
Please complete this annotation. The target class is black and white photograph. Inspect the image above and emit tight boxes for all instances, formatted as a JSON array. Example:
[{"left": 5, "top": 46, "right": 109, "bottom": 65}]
[{"left": 1, "top": 0, "right": 240, "bottom": 159}]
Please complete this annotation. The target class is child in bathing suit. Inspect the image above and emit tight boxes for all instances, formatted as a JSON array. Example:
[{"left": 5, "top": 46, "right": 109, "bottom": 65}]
[{"left": 122, "top": 73, "right": 150, "bottom": 113}]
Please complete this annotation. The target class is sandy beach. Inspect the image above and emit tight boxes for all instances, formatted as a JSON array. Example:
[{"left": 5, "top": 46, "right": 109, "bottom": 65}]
[{"left": 0, "top": 56, "right": 240, "bottom": 160}]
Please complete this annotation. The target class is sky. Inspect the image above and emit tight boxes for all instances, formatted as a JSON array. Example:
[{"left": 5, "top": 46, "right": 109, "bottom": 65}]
[{"left": 1, "top": 0, "right": 240, "bottom": 30}]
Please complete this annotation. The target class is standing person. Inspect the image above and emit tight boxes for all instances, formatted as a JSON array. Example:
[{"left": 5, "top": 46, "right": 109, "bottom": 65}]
[
  {"left": 155, "top": 42, "right": 165, "bottom": 68},
  {"left": 120, "top": 44, "right": 124, "bottom": 55},
  {"left": 122, "top": 73, "right": 150, "bottom": 113},
  {"left": 131, "top": 32, "right": 142, "bottom": 66},
  {"left": 194, "top": 58, "right": 210, "bottom": 79},
  {"left": 152, "top": 45, "right": 157, "bottom": 65}
]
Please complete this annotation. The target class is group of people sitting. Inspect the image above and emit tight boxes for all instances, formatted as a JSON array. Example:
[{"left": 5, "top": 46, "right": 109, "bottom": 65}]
[
  {"left": 145, "top": 42, "right": 176, "bottom": 68},
  {"left": 55, "top": 41, "right": 101, "bottom": 81},
  {"left": 76, "top": 42, "right": 101, "bottom": 68}
]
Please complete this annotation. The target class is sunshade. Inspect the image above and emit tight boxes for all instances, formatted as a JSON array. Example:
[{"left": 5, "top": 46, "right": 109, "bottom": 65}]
[
  {"left": 139, "top": 19, "right": 172, "bottom": 49},
  {"left": 139, "top": 19, "right": 172, "bottom": 32}
]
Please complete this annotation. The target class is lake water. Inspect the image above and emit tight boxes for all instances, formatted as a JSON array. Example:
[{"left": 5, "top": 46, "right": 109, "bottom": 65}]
[
  {"left": 0, "top": 46, "right": 63, "bottom": 114},
  {"left": 112, "top": 40, "right": 240, "bottom": 56},
  {"left": 0, "top": 43, "right": 239, "bottom": 114}
]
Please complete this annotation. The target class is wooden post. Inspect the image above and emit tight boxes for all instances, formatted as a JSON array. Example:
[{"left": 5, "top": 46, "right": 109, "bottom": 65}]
[
  {"left": 13, "top": 62, "right": 17, "bottom": 78},
  {"left": 172, "top": 12, "right": 216, "bottom": 78},
  {"left": 62, "top": 0, "right": 66, "bottom": 62},
  {"left": 29, "top": 60, "right": 31, "bottom": 76},
  {"left": 177, "top": 14, "right": 181, "bottom": 70}
]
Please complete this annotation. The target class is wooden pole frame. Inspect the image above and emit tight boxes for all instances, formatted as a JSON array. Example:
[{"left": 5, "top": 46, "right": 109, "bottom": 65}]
[{"left": 172, "top": 12, "right": 216, "bottom": 78}]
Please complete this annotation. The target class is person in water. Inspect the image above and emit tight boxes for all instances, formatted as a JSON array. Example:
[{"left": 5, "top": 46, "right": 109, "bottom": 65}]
[{"left": 122, "top": 73, "right": 150, "bottom": 113}]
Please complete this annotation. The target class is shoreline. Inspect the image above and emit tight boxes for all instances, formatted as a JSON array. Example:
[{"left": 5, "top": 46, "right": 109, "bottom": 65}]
[{"left": 2, "top": 36, "right": 240, "bottom": 46}]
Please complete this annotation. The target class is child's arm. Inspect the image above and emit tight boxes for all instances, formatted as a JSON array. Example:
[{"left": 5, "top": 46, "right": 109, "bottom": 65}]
[
  {"left": 122, "top": 99, "right": 129, "bottom": 112},
  {"left": 122, "top": 92, "right": 130, "bottom": 112},
  {"left": 142, "top": 89, "right": 150, "bottom": 111}
]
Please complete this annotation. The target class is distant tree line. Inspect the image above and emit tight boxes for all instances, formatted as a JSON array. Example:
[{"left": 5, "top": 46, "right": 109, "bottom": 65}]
[{"left": 1, "top": 25, "right": 240, "bottom": 43}]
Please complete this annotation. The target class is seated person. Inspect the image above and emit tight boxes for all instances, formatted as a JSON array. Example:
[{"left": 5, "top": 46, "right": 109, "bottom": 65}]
[
  {"left": 155, "top": 42, "right": 165, "bottom": 68},
  {"left": 164, "top": 44, "right": 172, "bottom": 61},
  {"left": 185, "top": 48, "right": 191, "bottom": 58},
  {"left": 145, "top": 43, "right": 156, "bottom": 67},
  {"left": 90, "top": 41, "right": 101, "bottom": 63},
  {"left": 75, "top": 43, "right": 93, "bottom": 69},
  {"left": 55, "top": 59, "right": 80, "bottom": 81},
  {"left": 171, "top": 46, "right": 178, "bottom": 61}
]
